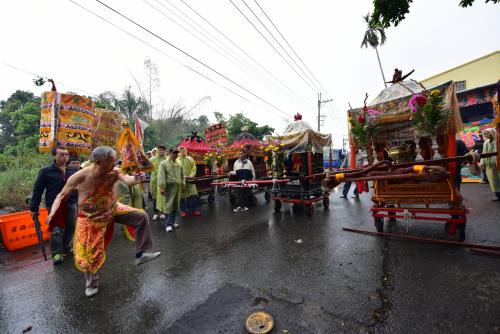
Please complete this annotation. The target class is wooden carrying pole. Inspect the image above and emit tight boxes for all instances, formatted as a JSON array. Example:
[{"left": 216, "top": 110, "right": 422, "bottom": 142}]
[{"left": 343, "top": 227, "right": 500, "bottom": 251}]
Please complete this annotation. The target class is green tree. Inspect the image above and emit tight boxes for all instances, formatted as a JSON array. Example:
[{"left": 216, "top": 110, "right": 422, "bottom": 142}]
[
  {"left": 361, "top": 12, "right": 388, "bottom": 88},
  {"left": 94, "top": 91, "right": 119, "bottom": 111},
  {"left": 371, "top": 0, "right": 499, "bottom": 28},
  {"left": 116, "top": 87, "right": 150, "bottom": 123},
  {"left": 0, "top": 90, "right": 40, "bottom": 154},
  {"left": 216, "top": 112, "right": 274, "bottom": 142}
]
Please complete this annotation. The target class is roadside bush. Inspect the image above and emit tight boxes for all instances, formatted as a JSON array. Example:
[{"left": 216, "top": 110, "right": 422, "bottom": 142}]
[{"left": 0, "top": 153, "right": 49, "bottom": 211}]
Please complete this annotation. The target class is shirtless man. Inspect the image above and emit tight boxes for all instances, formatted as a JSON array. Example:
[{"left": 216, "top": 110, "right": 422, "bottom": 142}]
[{"left": 47, "top": 146, "right": 161, "bottom": 297}]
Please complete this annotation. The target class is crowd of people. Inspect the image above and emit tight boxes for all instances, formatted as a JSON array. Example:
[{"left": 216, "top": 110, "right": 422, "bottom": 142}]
[
  {"left": 28, "top": 128, "right": 498, "bottom": 297},
  {"left": 30, "top": 144, "right": 257, "bottom": 297}
]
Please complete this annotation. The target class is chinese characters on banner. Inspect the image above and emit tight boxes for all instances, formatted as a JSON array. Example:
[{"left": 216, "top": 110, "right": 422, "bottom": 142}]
[{"left": 204, "top": 123, "right": 228, "bottom": 148}]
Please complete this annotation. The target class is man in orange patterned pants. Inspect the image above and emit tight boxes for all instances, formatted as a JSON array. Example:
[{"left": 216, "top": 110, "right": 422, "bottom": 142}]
[{"left": 47, "top": 146, "right": 161, "bottom": 297}]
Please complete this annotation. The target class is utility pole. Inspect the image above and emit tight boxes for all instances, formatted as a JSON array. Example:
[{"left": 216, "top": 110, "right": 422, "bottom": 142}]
[{"left": 317, "top": 93, "right": 333, "bottom": 131}]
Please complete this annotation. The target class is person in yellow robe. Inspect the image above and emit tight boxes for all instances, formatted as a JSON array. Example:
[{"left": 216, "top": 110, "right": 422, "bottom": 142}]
[
  {"left": 149, "top": 145, "right": 167, "bottom": 221},
  {"left": 177, "top": 147, "right": 200, "bottom": 217},
  {"left": 116, "top": 167, "right": 146, "bottom": 241},
  {"left": 157, "top": 148, "right": 184, "bottom": 232}
]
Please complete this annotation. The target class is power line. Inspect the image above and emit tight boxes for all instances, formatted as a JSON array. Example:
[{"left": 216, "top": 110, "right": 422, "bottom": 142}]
[
  {"left": 161, "top": 0, "right": 274, "bottom": 88},
  {"left": 0, "top": 60, "right": 95, "bottom": 96},
  {"left": 162, "top": 0, "right": 311, "bottom": 112},
  {"left": 241, "top": 0, "right": 319, "bottom": 93},
  {"left": 143, "top": 0, "right": 302, "bottom": 111},
  {"left": 228, "top": 0, "right": 317, "bottom": 94},
  {"left": 252, "top": 0, "right": 327, "bottom": 93},
  {"left": 234, "top": 0, "right": 344, "bottom": 122},
  {"left": 68, "top": 0, "right": 287, "bottom": 119},
  {"left": 93, "top": 0, "right": 290, "bottom": 117},
  {"left": 179, "top": 0, "right": 313, "bottom": 110},
  {"left": 250, "top": 0, "right": 344, "bottom": 120}
]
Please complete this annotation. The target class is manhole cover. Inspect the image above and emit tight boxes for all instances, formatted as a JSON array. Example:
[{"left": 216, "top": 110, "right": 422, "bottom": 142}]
[{"left": 245, "top": 311, "right": 274, "bottom": 334}]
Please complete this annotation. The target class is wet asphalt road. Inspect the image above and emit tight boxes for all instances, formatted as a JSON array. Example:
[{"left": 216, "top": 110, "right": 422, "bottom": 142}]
[{"left": 1, "top": 183, "right": 500, "bottom": 334}]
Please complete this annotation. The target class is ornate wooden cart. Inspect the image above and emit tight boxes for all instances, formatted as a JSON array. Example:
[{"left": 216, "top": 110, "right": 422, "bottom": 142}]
[
  {"left": 348, "top": 80, "right": 469, "bottom": 240},
  {"left": 270, "top": 114, "right": 332, "bottom": 217}
]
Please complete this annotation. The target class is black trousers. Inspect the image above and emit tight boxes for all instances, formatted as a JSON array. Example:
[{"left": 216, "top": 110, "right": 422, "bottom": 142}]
[
  {"left": 48, "top": 204, "right": 77, "bottom": 256},
  {"left": 237, "top": 188, "right": 252, "bottom": 207}
]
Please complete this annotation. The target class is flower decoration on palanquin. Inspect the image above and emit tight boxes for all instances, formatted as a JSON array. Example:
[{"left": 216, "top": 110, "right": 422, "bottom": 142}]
[
  {"left": 408, "top": 94, "right": 427, "bottom": 113},
  {"left": 214, "top": 149, "right": 226, "bottom": 166},
  {"left": 263, "top": 140, "right": 285, "bottom": 169},
  {"left": 203, "top": 152, "right": 216, "bottom": 167},
  {"left": 409, "top": 89, "right": 449, "bottom": 137}
]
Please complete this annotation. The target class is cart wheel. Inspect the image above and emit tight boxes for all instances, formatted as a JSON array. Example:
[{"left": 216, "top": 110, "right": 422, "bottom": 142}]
[
  {"left": 264, "top": 191, "right": 271, "bottom": 202},
  {"left": 306, "top": 204, "right": 315, "bottom": 217},
  {"left": 229, "top": 193, "right": 236, "bottom": 205},
  {"left": 457, "top": 224, "right": 466, "bottom": 242},
  {"left": 273, "top": 200, "right": 282, "bottom": 212},
  {"left": 322, "top": 197, "right": 330, "bottom": 209},
  {"left": 251, "top": 195, "right": 258, "bottom": 206},
  {"left": 374, "top": 217, "right": 384, "bottom": 233},
  {"left": 207, "top": 194, "right": 215, "bottom": 204}
]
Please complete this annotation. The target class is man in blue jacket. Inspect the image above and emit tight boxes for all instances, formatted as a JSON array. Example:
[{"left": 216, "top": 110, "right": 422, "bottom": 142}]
[{"left": 30, "top": 146, "right": 78, "bottom": 265}]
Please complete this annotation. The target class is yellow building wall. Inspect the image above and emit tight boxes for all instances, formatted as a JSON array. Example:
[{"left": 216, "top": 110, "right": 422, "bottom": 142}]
[{"left": 421, "top": 51, "right": 500, "bottom": 90}]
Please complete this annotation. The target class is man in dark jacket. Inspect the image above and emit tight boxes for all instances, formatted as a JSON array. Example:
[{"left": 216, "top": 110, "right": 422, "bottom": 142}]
[{"left": 30, "top": 146, "right": 78, "bottom": 264}]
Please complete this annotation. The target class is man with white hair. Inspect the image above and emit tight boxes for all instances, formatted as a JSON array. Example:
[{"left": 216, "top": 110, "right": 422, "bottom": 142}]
[{"left": 47, "top": 146, "right": 161, "bottom": 297}]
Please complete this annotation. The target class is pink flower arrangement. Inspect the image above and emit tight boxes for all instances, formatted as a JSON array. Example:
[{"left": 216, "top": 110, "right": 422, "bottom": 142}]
[
  {"left": 366, "top": 109, "right": 379, "bottom": 116},
  {"left": 408, "top": 94, "right": 427, "bottom": 113}
]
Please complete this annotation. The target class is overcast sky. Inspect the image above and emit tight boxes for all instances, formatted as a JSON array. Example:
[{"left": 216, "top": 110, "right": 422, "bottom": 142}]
[{"left": 1, "top": 0, "right": 499, "bottom": 148}]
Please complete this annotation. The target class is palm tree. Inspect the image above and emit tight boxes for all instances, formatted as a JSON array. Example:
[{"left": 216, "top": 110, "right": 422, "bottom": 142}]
[{"left": 361, "top": 13, "right": 388, "bottom": 88}]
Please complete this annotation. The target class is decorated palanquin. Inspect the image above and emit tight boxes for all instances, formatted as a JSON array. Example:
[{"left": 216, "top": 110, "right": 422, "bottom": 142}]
[
  {"left": 39, "top": 92, "right": 95, "bottom": 154},
  {"left": 116, "top": 121, "right": 153, "bottom": 173},
  {"left": 226, "top": 131, "right": 266, "bottom": 179},
  {"left": 177, "top": 131, "right": 213, "bottom": 176},
  {"left": 347, "top": 80, "right": 470, "bottom": 241},
  {"left": 92, "top": 108, "right": 124, "bottom": 150},
  {"left": 275, "top": 115, "right": 331, "bottom": 177},
  {"left": 269, "top": 113, "right": 332, "bottom": 217},
  {"left": 348, "top": 80, "right": 462, "bottom": 164}
]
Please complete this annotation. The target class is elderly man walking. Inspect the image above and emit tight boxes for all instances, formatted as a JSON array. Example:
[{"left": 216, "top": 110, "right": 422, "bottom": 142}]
[
  {"left": 46, "top": 146, "right": 161, "bottom": 297},
  {"left": 157, "top": 148, "right": 184, "bottom": 232}
]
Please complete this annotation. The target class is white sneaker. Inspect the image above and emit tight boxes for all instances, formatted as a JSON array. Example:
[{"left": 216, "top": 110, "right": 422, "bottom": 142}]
[
  {"left": 173, "top": 223, "right": 180, "bottom": 229},
  {"left": 160, "top": 214, "right": 165, "bottom": 219},
  {"left": 233, "top": 207, "right": 242, "bottom": 212},
  {"left": 135, "top": 252, "right": 161, "bottom": 265},
  {"left": 85, "top": 287, "right": 98, "bottom": 297},
  {"left": 166, "top": 226, "right": 173, "bottom": 232},
  {"left": 152, "top": 214, "right": 158, "bottom": 221},
  {"left": 241, "top": 207, "right": 248, "bottom": 211}
]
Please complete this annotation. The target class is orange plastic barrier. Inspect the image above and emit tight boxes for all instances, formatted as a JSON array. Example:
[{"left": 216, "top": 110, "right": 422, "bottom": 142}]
[{"left": 0, "top": 208, "right": 50, "bottom": 251}]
